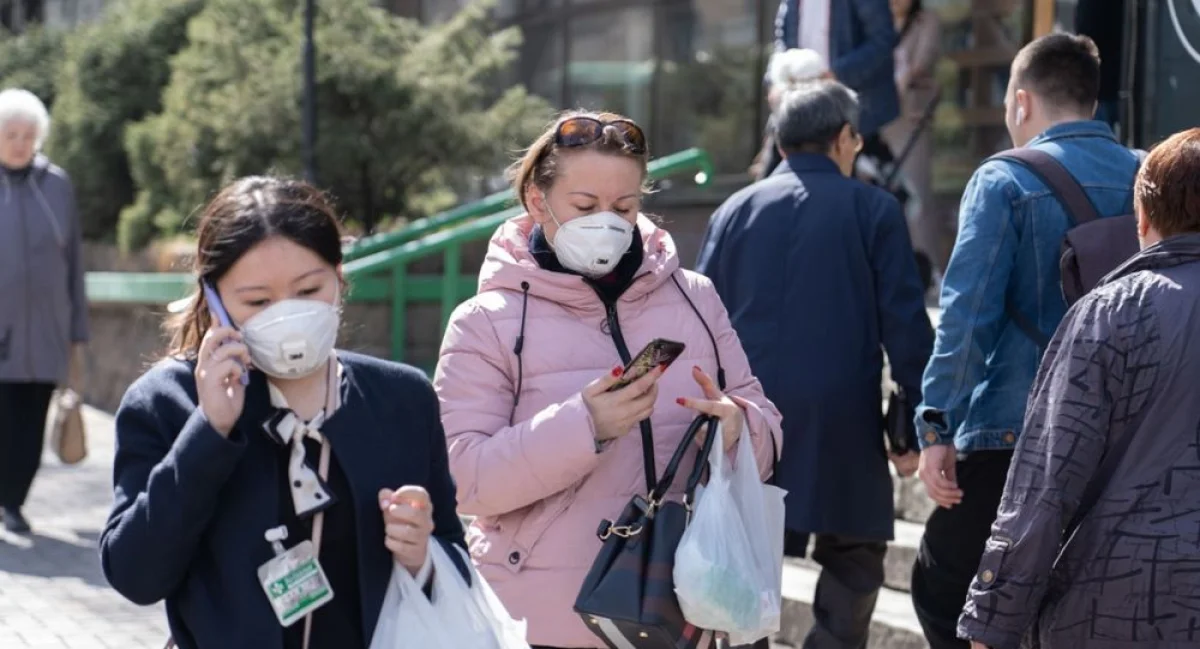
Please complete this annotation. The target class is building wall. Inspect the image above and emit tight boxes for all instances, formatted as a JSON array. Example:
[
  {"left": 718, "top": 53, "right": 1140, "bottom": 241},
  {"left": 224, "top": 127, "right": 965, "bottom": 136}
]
[{"left": 42, "top": 0, "right": 103, "bottom": 29}]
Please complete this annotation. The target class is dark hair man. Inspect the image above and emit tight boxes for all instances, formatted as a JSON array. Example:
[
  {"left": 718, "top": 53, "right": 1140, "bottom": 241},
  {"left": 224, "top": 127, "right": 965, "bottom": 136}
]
[{"left": 911, "top": 33, "right": 1142, "bottom": 649}]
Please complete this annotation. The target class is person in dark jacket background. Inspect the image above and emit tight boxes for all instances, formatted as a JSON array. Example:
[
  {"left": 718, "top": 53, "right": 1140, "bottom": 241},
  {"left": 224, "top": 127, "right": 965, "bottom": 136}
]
[
  {"left": 1074, "top": 0, "right": 1124, "bottom": 128},
  {"left": 960, "top": 128, "right": 1200, "bottom": 649},
  {"left": 99, "top": 177, "right": 468, "bottom": 649},
  {"left": 697, "top": 80, "right": 933, "bottom": 649},
  {"left": 0, "top": 87, "right": 88, "bottom": 534},
  {"left": 756, "top": 0, "right": 899, "bottom": 181}
]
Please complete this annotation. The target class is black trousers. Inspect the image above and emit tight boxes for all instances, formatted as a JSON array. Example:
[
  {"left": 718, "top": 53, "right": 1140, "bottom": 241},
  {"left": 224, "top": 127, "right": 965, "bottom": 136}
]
[
  {"left": 911, "top": 450, "right": 1015, "bottom": 649},
  {"left": 0, "top": 382, "right": 56, "bottom": 509},
  {"left": 785, "top": 531, "right": 887, "bottom": 649}
]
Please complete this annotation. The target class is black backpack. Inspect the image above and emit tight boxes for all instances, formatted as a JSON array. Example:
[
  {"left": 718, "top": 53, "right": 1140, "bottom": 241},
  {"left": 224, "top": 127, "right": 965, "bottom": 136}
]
[{"left": 988, "top": 147, "right": 1145, "bottom": 347}]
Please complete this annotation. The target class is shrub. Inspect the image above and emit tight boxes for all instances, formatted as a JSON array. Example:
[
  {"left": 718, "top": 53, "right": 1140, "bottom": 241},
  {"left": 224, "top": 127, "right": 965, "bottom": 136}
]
[
  {"left": 47, "top": 0, "right": 206, "bottom": 241},
  {"left": 120, "top": 0, "right": 551, "bottom": 251},
  {"left": 0, "top": 27, "right": 66, "bottom": 109}
]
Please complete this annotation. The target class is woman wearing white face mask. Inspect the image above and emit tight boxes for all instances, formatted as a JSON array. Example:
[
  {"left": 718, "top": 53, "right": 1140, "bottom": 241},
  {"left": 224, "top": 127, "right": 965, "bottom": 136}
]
[
  {"left": 100, "top": 177, "right": 470, "bottom": 649},
  {"left": 434, "top": 111, "right": 784, "bottom": 649}
]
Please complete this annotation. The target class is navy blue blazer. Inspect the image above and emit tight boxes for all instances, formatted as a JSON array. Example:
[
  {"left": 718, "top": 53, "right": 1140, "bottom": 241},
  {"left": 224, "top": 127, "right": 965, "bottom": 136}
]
[
  {"left": 773, "top": 0, "right": 900, "bottom": 137},
  {"left": 695, "top": 154, "right": 932, "bottom": 539},
  {"left": 99, "top": 351, "right": 468, "bottom": 649}
]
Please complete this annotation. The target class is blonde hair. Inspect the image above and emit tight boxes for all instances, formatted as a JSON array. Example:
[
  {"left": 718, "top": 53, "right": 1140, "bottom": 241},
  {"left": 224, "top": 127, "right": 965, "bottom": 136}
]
[{"left": 508, "top": 110, "right": 650, "bottom": 211}]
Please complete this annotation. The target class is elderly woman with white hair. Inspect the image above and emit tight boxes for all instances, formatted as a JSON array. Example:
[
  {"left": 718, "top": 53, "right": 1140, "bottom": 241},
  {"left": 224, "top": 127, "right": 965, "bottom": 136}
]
[{"left": 0, "top": 87, "right": 88, "bottom": 534}]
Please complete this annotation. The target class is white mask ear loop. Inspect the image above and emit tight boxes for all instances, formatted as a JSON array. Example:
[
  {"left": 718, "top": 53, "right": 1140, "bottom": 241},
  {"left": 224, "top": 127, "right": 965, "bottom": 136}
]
[{"left": 540, "top": 190, "right": 564, "bottom": 230}]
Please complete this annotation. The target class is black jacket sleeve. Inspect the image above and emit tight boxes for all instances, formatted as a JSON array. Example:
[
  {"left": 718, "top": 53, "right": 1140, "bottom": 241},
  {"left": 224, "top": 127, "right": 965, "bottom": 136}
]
[
  {"left": 422, "top": 377, "right": 470, "bottom": 585},
  {"left": 99, "top": 363, "right": 248, "bottom": 605},
  {"left": 867, "top": 192, "right": 934, "bottom": 399}
]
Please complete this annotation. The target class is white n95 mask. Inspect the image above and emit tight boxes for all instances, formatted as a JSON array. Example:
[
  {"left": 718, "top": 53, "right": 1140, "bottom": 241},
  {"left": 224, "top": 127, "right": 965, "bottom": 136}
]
[
  {"left": 545, "top": 200, "right": 635, "bottom": 277},
  {"left": 241, "top": 296, "right": 340, "bottom": 379}
]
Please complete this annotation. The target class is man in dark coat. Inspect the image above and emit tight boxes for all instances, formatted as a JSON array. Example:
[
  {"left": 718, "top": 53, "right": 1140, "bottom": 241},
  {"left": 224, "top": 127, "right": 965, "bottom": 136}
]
[
  {"left": 959, "top": 127, "right": 1200, "bottom": 649},
  {"left": 696, "top": 80, "right": 933, "bottom": 649}
]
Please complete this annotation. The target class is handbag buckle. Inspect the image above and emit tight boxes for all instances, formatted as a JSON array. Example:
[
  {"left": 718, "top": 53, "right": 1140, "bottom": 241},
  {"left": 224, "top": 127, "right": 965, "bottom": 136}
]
[{"left": 599, "top": 523, "right": 644, "bottom": 540}]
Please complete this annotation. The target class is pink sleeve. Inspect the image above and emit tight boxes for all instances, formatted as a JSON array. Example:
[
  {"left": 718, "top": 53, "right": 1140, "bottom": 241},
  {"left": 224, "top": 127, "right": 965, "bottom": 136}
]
[
  {"left": 692, "top": 276, "right": 784, "bottom": 479},
  {"left": 433, "top": 300, "right": 603, "bottom": 518}
]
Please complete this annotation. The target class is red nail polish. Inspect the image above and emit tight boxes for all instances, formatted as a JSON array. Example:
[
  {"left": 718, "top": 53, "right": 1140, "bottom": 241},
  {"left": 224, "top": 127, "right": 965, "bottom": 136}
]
[
  {"left": 676, "top": 397, "right": 686, "bottom": 406},
  {"left": 658, "top": 361, "right": 670, "bottom": 371},
  {"left": 692, "top": 365, "right": 702, "bottom": 372},
  {"left": 612, "top": 366, "right": 623, "bottom": 377}
]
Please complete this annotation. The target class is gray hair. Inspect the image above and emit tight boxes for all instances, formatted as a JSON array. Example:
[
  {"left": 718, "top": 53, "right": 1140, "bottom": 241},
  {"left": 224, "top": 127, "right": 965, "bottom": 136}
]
[
  {"left": 775, "top": 80, "right": 860, "bottom": 153},
  {"left": 0, "top": 88, "right": 51, "bottom": 150}
]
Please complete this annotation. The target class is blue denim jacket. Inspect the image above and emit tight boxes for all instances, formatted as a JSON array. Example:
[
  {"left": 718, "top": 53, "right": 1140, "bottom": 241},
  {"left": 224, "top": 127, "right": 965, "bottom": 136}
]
[{"left": 915, "top": 121, "right": 1139, "bottom": 453}]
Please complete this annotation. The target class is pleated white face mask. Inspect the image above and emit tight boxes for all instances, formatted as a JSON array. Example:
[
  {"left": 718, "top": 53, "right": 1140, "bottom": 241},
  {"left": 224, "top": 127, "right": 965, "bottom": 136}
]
[
  {"left": 544, "top": 195, "right": 635, "bottom": 277},
  {"left": 241, "top": 292, "right": 340, "bottom": 379}
]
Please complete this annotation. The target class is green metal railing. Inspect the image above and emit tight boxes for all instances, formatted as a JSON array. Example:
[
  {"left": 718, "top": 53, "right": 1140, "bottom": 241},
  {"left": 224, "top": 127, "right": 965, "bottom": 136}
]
[
  {"left": 343, "top": 189, "right": 516, "bottom": 262},
  {"left": 86, "top": 147, "right": 715, "bottom": 362}
]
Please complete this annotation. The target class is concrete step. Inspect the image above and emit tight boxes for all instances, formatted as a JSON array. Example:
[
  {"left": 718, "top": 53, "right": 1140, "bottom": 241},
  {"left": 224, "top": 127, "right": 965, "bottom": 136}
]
[
  {"left": 776, "top": 560, "right": 928, "bottom": 649},
  {"left": 794, "top": 519, "right": 922, "bottom": 593}
]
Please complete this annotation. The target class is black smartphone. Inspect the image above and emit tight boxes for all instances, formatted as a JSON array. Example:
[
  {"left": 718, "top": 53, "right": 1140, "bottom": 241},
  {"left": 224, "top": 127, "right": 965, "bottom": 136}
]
[{"left": 607, "top": 338, "right": 686, "bottom": 392}]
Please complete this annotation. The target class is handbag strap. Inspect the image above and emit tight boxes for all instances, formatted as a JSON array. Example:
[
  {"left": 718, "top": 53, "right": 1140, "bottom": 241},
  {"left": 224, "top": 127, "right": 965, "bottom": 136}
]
[
  {"left": 670, "top": 273, "right": 780, "bottom": 484},
  {"left": 648, "top": 415, "right": 718, "bottom": 508},
  {"left": 682, "top": 417, "right": 720, "bottom": 506}
]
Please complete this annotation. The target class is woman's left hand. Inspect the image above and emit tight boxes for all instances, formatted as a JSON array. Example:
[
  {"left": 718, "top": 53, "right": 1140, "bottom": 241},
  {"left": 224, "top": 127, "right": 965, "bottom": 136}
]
[
  {"left": 379, "top": 485, "right": 434, "bottom": 576},
  {"left": 676, "top": 366, "right": 744, "bottom": 453}
]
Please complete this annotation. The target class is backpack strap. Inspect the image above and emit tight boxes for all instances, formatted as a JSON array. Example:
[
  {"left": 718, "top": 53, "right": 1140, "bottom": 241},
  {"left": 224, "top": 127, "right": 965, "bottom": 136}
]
[
  {"left": 987, "top": 148, "right": 1101, "bottom": 349},
  {"left": 990, "top": 148, "right": 1100, "bottom": 227}
]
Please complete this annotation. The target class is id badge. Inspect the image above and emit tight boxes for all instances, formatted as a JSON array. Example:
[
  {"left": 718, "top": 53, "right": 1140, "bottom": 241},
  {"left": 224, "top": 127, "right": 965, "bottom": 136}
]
[{"left": 257, "top": 539, "right": 335, "bottom": 627}]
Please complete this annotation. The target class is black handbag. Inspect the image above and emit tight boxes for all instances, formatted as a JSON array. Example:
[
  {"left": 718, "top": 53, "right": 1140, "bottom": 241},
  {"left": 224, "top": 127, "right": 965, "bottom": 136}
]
[
  {"left": 574, "top": 414, "right": 719, "bottom": 649},
  {"left": 884, "top": 386, "right": 918, "bottom": 455}
]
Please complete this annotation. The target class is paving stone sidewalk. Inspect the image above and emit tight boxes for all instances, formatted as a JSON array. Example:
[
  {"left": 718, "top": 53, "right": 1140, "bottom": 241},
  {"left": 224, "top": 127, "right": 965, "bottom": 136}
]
[{"left": 0, "top": 407, "right": 168, "bottom": 649}]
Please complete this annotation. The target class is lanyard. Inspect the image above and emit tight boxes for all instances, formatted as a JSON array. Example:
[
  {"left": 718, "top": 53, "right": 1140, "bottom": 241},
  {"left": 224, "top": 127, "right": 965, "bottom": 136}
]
[{"left": 302, "top": 359, "right": 340, "bottom": 649}]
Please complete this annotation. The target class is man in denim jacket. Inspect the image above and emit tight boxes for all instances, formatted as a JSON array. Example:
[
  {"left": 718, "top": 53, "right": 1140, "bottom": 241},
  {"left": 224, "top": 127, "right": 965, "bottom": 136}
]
[{"left": 910, "top": 33, "right": 1141, "bottom": 649}]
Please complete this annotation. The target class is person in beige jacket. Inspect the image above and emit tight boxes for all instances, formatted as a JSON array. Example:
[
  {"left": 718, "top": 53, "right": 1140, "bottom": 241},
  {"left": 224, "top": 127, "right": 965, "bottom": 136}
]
[{"left": 882, "top": 0, "right": 943, "bottom": 280}]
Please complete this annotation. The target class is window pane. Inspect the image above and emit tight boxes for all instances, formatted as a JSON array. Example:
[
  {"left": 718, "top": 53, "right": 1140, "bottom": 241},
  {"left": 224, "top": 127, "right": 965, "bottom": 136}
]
[
  {"left": 656, "top": 0, "right": 762, "bottom": 173},
  {"left": 521, "top": 20, "right": 565, "bottom": 105},
  {"left": 566, "top": 7, "right": 656, "bottom": 126},
  {"left": 930, "top": 0, "right": 1031, "bottom": 193}
]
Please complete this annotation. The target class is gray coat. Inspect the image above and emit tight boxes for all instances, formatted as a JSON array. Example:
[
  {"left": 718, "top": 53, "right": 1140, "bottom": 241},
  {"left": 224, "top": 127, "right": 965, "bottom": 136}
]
[
  {"left": 0, "top": 154, "right": 88, "bottom": 384},
  {"left": 959, "top": 233, "right": 1200, "bottom": 649}
]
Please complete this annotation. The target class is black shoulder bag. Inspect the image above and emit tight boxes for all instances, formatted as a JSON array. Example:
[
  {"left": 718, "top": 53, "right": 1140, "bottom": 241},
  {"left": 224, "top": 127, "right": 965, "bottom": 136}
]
[{"left": 573, "top": 414, "right": 720, "bottom": 649}]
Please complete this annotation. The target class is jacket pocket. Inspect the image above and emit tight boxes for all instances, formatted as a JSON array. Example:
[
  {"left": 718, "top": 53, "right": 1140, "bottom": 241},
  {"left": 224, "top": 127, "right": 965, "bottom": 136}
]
[{"left": 499, "top": 488, "right": 576, "bottom": 574}]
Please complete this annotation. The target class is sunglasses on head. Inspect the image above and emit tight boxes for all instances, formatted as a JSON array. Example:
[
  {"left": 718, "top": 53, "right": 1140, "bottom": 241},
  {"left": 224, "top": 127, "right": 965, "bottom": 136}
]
[{"left": 554, "top": 117, "right": 648, "bottom": 155}]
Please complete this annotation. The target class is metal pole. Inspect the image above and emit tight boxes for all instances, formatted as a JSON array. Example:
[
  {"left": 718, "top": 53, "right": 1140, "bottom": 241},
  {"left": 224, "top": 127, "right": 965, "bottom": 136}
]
[{"left": 303, "top": 0, "right": 317, "bottom": 184}]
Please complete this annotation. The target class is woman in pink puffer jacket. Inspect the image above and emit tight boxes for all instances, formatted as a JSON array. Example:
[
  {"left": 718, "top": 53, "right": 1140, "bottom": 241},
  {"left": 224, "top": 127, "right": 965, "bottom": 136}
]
[{"left": 433, "top": 111, "right": 784, "bottom": 649}]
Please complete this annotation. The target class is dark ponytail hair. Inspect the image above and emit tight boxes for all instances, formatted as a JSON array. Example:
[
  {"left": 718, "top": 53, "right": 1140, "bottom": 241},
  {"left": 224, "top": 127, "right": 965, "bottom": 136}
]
[{"left": 165, "top": 176, "right": 344, "bottom": 358}]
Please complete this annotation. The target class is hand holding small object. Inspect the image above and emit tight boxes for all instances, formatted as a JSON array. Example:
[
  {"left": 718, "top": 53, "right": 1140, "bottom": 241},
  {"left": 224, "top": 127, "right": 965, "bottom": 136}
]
[{"left": 379, "top": 485, "right": 434, "bottom": 576}]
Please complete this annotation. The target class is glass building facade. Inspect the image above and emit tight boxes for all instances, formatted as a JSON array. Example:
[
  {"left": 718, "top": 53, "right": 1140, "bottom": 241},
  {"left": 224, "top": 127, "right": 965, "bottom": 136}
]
[{"left": 405, "top": 0, "right": 1051, "bottom": 206}]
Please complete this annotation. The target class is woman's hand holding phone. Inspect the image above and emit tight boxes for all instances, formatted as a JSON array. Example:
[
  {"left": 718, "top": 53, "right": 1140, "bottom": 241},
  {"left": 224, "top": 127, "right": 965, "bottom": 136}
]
[
  {"left": 583, "top": 363, "right": 667, "bottom": 442},
  {"left": 196, "top": 326, "right": 251, "bottom": 437}
]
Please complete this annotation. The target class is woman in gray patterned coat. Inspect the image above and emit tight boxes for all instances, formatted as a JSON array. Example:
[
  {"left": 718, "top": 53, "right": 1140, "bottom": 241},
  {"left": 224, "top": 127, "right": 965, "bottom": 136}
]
[
  {"left": 959, "top": 127, "right": 1200, "bottom": 648},
  {"left": 0, "top": 88, "right": 88, "bottom": 534}
]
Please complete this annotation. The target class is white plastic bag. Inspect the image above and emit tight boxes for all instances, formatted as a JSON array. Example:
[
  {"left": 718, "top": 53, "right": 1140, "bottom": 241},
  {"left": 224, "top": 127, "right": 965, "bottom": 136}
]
[
  {"left": 674, "top": 423, "right": 787, "bottom": 646},
  {"left": 369, "top": 541, "right": 531, "bottom": 649}
]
